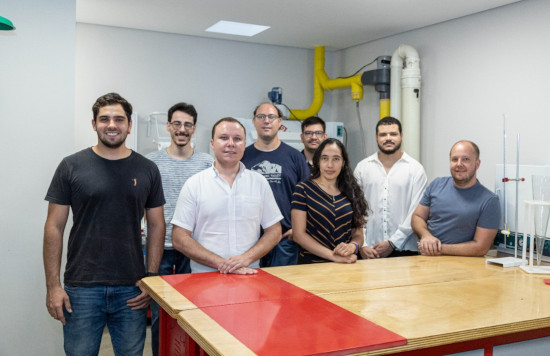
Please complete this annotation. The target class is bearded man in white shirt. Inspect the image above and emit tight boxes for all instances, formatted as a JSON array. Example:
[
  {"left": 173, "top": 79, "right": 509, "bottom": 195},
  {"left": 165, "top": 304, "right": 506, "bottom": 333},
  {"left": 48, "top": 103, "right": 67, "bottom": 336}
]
[{"left": 354, "top": 117, "right": 427, "bottom": 258}]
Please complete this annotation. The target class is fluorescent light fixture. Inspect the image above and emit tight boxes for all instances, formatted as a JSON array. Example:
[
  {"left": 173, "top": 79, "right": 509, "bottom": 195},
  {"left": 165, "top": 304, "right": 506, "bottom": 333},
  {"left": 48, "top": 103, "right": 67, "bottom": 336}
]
[{"left": 206, "top": 20, "right": 269, "bottom": 37}]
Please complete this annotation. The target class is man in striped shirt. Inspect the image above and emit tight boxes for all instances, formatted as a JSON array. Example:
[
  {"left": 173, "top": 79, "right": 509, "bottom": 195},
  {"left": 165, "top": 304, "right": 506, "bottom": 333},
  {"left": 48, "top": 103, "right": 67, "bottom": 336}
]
[{"left": 146, "top": 102, "right": 213, "bottom": 356}]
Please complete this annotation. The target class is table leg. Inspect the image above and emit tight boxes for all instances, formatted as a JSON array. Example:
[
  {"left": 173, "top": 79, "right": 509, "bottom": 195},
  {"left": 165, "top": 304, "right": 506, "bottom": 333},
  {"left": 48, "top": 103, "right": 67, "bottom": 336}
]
[
  {"left": 159, "top": 308, "right": 189, "bottom": 355},
  {"left": 185, "top": 332, "right": 203, "bottom": 356},
  {"left": 158, "top": 308, "right": 169, "bottom": 356},
  {"left": 158, "top": 308, "right": 207, "bottom": 355}
]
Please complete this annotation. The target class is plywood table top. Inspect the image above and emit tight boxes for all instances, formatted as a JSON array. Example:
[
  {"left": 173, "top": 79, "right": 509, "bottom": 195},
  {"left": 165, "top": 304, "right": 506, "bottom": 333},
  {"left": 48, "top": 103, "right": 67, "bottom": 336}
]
[
  {"left": 265, "top": 255, "right": 509, "bottom": 295},
  {"left": 141, "top": 275, "right": 196, "bottom": 318},
  {"left": 320, "top": 271, "right": 550, "bottom": 354},
  {"left": 143, "top": 256, "right": 550, "bottom": 355}
]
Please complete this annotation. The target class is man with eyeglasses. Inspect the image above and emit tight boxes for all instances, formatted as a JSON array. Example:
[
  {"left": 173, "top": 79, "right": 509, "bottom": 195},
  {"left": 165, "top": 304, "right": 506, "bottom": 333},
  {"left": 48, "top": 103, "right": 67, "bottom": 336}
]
[
  {"left": 241, "top": 102, "right": 309, "bottom": 267},
  {"left": 300, "top": 116, "right": 328, "bottom": 172},
  {"left": 354, "top": 116, "right": 427, "bottom": 259},
  {"left": 146, "top": 102, "right": 213, "bottom": 356}
]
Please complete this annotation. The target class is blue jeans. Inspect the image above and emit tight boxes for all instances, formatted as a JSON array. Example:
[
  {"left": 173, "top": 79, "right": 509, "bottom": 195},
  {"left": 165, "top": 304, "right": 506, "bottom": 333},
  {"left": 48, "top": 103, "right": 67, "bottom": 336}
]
[
  {"left": 260, "top": 236, "right": 299, "bottom": 267},
  {"left": 63, "top": 284, "right": 146, "bottom": 356},
  {"left": 151, "top": 249, "right": 191, "bottom": 356}
]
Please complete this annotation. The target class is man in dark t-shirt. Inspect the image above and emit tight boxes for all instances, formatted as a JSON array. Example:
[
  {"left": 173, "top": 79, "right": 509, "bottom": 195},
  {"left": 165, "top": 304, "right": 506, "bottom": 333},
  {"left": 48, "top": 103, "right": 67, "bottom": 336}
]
[
  {"left": 241, "top": 102, "right": 309, "bottom": 267},
  {"left": 43, "top": 93, "right": 165, "bottom": 356},
  {"left": 300, "top": 116, "right": 327, "bottom": 173}
]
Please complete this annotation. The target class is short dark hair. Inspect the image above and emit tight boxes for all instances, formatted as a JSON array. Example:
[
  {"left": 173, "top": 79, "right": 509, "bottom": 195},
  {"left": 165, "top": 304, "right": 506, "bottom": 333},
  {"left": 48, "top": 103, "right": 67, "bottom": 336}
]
[
  {"left": 92, "top": 93, "right": 132, "bottom": 121},
  {"left": 253, "top": 102, "right": 283, "bottom": 118},
  {"left": 168, "top": 102, "right": 198, "bottom": 124},
  {"left": 301, "top": 116, "right": 326, "bottom": 133},
  {"left": 376, "top": 116, "right": 402, "bottom": 134},
  {"left": 211, "top": 117, "right": 246, "bottom": 139},
  {"left": 450, "top": 140, "right": 480, "bottom": 160}
]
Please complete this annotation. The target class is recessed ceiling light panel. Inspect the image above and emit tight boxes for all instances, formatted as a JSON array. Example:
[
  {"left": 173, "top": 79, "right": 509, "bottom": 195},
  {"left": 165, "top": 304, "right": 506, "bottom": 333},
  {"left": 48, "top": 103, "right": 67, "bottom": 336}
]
[{"left": 206, "top": 20, "right": 269, "bottom": 37}]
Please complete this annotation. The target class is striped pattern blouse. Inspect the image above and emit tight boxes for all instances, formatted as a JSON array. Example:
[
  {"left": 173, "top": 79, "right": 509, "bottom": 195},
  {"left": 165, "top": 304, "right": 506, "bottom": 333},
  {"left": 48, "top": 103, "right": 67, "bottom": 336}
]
[{"left": 291, "top": 180, "right": 354, "bottom": 263}]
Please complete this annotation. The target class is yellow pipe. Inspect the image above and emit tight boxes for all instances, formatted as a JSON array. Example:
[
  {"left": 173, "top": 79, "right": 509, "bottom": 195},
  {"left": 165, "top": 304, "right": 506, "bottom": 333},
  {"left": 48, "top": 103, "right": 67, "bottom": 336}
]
[
  {"left": 289, "top": 72, "right": 324, "bottom": 120},
  {"left": 379, "top": 98, "right": 390, "bottom": 119},
  {"left": 289, "top": 46, "right": 364, "bottom": 120}
]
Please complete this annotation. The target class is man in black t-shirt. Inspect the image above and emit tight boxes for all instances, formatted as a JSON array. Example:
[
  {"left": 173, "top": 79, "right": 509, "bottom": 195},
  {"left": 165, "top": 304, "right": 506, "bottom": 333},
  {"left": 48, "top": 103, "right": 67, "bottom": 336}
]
[
  {"left": 300, "top": 116, "right": 327, "bottom": 173},
  {"left": 43, "top": 93, "right": 165, "bottom": 356}
]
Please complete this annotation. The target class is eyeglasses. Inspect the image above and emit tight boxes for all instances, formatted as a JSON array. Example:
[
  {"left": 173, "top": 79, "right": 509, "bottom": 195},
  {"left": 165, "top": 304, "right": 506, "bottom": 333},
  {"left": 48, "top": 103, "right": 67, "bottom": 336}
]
[
  {"left": 254, "top": 114, "right": 280, "bottom": 121},
  {"left": 303, "top": 131, "right": 325, "bottom": 137},
  {"left": 170, "top": 121, "right": 194, "bottom": 130}
]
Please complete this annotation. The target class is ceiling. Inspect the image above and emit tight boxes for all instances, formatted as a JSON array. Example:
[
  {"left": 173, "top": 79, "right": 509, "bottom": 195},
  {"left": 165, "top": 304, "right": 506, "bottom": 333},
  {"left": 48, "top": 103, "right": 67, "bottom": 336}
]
[{"left": 77, "top": 0, "right": 522, "bottom": 50}]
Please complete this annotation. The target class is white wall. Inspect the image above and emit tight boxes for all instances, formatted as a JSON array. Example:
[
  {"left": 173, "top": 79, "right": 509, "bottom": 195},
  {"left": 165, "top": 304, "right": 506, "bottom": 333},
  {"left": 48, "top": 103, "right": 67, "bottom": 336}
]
[
  {"left": 0, "top": 1, "right": 75, "bottom": 355},
  {"left": 334, "top": 0, "right": 550, "bottom": 190},
  {"left": 4, "top": 0, "right": 550, "bottom": 354},
  {"left": 75, "top": 24, "right": 333, "bottom": 154}
]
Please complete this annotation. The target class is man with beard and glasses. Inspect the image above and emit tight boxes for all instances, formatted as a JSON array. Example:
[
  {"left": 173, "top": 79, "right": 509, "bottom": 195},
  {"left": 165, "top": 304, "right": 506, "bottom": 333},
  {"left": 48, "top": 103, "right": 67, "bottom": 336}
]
[
  {"left": 146, "top": 102, "right": 213, "bottom": 356},
  {"left": 43, "top": 93, "right": 165, "bottom": 356},
  {"left": 354, "top": 116, "right": 427, "bottom": 258},
  {"left": 412, "top": 140, "right": 500, "bottom": 257},
  {"left": 300, "top": 116, "right": 327, "bottom": 173}
]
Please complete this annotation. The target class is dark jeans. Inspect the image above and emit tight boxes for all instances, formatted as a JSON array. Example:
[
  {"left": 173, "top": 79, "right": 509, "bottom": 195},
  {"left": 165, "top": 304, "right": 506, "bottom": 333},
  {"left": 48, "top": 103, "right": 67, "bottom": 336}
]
[
  {"left": 260, "top": 236, "right": 299, "bottom": 267},
  {"left": 63, "top": 284, "right": 146, "bottom": 356},
  {"left": 150, "top": 249, "right": 191, "bottom": 356}
]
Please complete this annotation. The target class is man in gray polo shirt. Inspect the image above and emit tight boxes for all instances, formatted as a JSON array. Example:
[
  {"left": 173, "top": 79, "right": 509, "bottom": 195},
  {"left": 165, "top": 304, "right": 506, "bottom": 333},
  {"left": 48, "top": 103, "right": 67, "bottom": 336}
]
[{"left": 412, "top": 140, "right": 500, "bottom": 256}]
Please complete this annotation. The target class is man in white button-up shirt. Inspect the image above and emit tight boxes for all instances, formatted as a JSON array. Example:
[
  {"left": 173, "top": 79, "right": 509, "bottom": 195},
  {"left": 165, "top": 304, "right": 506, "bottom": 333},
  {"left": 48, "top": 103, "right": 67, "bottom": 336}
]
[
  {"left": 354, "top": 117, "right": 427, "bottom": 258},
  {"left": 171, "top": 117, "right": 283, "bottom": 273}
]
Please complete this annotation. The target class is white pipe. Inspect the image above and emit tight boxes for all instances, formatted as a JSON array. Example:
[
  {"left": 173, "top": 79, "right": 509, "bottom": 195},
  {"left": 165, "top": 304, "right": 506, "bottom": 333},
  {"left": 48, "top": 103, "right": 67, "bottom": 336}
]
[
  {"left": 390, "top": 51, "right": 402, "bottom": 121},
  {"left": 390, "top": 44, "right": 421, "bottom": 161}
]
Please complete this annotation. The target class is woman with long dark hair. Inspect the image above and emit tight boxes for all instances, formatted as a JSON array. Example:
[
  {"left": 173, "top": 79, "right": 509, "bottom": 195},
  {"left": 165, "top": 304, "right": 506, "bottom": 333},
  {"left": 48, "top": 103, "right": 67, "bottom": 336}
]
[{"left": 291, "top": 138, "right": 369, "bottom": 263}]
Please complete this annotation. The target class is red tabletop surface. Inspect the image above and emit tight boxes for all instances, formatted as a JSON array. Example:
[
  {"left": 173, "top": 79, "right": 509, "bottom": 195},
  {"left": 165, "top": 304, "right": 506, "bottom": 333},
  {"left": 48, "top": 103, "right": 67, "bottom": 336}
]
[{"left": 162, "top": 270, "right": 406, "bottom": 355}]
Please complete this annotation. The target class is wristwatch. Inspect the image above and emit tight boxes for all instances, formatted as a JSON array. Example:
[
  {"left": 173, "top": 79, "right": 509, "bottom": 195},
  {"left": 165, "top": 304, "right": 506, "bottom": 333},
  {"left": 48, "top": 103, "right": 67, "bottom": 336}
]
[{"left": 146, "top": 272, "right": 160, "bottom": 277}]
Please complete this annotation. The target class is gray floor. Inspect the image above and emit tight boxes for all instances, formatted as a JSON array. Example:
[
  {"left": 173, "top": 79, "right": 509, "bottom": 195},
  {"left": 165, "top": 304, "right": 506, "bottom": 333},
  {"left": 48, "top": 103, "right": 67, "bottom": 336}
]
[{"left": 98, "top": 325, "right": 153, "bottom": 356}]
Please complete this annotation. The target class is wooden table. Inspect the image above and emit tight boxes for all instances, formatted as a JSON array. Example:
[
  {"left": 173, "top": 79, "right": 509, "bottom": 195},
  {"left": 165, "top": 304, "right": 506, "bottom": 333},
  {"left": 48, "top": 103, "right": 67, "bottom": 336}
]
[{"left": 141, "top": 256, "right": 550, "bottom": 355}]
